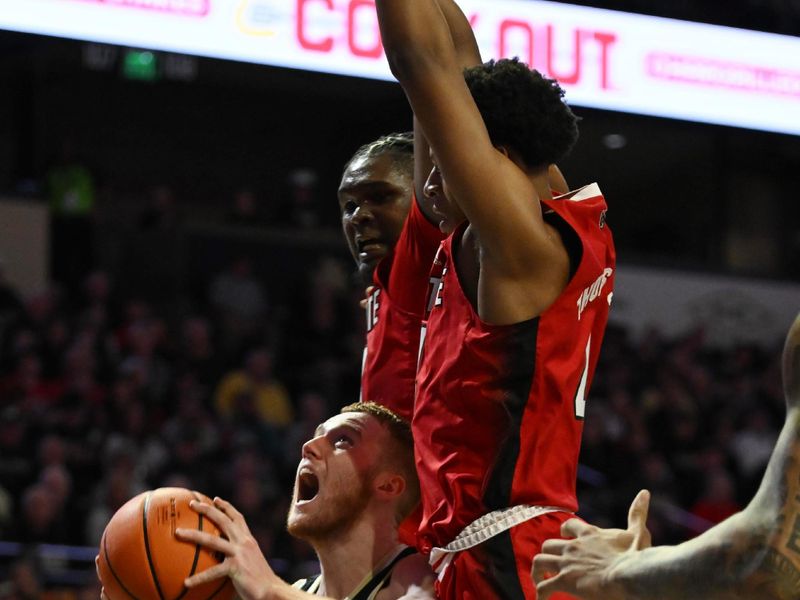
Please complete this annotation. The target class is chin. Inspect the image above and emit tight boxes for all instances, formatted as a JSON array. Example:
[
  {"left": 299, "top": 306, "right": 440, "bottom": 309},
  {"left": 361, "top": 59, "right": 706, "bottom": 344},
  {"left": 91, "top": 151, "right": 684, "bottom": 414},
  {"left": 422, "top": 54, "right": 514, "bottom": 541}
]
[{"left": 357, "top": 263, "right": 378, "bottom": 287}]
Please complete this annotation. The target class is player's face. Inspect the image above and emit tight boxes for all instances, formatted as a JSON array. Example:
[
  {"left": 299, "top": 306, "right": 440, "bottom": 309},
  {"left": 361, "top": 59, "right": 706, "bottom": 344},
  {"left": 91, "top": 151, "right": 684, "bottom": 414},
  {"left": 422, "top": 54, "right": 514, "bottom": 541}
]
[
  {"left": 338, "top": 153, "right": 412, "bottom": 286},
  {"left": 424, "top": 151, "right": 466, "bottom": 234},
  {"left": 286, "top": 412, "right": 385, "bottom": 543}
]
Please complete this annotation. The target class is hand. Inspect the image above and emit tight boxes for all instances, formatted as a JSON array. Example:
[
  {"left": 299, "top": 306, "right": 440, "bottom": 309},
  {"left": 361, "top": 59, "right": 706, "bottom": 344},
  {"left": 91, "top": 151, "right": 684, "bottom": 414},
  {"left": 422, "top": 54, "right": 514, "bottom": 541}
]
[
  {"left": 176, "top": 497, "right": 286, "bottom": 600},
  {"left": 532, "top": 489, "right": 652, "bottom": 600},
  {"left": 360, "top": 286, "right": 376, "bottom": 309},
  {"left": 95, "top": 556, "right": 110, "bottom": 600}
]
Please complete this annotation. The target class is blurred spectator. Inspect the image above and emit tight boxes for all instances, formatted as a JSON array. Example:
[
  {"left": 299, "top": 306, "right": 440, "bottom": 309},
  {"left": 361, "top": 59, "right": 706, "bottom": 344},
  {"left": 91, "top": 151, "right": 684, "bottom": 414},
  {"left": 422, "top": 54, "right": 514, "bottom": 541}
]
[
  {"left": 214, "top": 346, "right": 292, "bottom": 428},
  {"left": 284, "top": 167, "right": 321, "bottom": 229},
  {"left": 0, "top": 407, "right": 34, "bottom": 499},
  {"left": 728, "top": 406, "right": 778, "bottom": 497},
  {"left": 138, "top": 184, "right": 180, "bottom": 232},
  {"left": 11, "top": 484, "right": 67, "bottom": 544},
  {"left": 1, "top": 557, "right": 44, "bottom": 600},
  {"left": 117, "top": 317, "right": 171, "bottom": 407},
  {"left": 124, "top": 185, "right": 183, "bottom": 308},
  {"left": 209, "top": 257, "right": 268, "bottom": 354},
  {"left": 689, "top": 467, "right": 742, "bottom": 535},
  {"left": 176, "top": 316, "right": 223, "bottom": 396},
  {"left": 85, "top": 446, "right": 147, "bottom": 545},
  {"left": 0, "top": 259, "right": 23, "bottom": 339},
  {"left": 227, "top": 186, "right": 267, "bottom": 226}
]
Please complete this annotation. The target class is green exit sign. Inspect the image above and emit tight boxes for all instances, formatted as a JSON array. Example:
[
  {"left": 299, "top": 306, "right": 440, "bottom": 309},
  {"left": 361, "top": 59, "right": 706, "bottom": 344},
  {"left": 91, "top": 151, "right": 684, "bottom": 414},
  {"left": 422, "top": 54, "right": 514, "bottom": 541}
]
[{"left": 122, "top": 50, "right": 158, "bottom": 82}]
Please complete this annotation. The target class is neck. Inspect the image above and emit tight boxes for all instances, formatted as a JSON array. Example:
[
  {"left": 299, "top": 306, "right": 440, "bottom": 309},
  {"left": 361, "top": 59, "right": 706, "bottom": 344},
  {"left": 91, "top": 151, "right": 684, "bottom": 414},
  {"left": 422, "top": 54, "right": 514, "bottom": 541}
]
[{"left": 312, "top": 512, "right": 402, "bottom": 599}]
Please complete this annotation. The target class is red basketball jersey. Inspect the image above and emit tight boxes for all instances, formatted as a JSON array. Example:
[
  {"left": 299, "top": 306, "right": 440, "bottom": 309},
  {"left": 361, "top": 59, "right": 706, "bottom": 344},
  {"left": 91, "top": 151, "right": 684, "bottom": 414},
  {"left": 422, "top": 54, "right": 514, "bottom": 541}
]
[
  {"left": 414, "top": 184, "right": 616, "bottom": 552},
  {"left": 361, "top": 195, "right": 445, "bottom": 421}
]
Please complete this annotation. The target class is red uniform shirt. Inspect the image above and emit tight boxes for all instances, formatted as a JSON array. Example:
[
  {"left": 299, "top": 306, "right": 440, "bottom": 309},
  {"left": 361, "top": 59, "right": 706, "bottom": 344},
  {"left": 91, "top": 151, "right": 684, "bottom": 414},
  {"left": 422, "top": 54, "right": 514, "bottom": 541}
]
[
  {"left": 414, "top": 183, "right": 616, "bottom": 551},
  {"left": 361, "top": 195, "right": 445, "bottom": 421}
]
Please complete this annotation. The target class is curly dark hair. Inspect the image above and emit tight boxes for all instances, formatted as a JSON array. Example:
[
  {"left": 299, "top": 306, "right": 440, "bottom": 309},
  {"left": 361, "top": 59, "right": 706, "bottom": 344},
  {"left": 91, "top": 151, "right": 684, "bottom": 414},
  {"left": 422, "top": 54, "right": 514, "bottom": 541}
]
[
  {"left": 344, "top": 132, "right": 414, "bottom": 178},
  {"left": 464, "top": 58, "right": 579, "bottom": 169}
]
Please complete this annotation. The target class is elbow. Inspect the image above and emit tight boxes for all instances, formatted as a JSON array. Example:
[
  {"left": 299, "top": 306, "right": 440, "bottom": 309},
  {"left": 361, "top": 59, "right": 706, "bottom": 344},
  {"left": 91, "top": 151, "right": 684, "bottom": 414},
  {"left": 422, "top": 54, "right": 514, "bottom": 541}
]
[
  {"left": 384, "top": 46, "right": 416, "bottom": 82},
  {"left": 384, "top": 46, "right": 445, "bottom": 85}
]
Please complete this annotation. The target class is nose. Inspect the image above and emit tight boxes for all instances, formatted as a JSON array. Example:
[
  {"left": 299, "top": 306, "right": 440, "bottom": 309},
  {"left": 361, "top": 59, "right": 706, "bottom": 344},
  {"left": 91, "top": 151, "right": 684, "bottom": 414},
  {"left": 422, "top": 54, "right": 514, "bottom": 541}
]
[
  {"left": 424, "top": 168, "right": 441, "bottom": 199},
  {"left": 350, "top": 203, "right": 375, "bottom": 225},
  {"left": 301, "top": 435, "right": 325, "bottom": 459}
]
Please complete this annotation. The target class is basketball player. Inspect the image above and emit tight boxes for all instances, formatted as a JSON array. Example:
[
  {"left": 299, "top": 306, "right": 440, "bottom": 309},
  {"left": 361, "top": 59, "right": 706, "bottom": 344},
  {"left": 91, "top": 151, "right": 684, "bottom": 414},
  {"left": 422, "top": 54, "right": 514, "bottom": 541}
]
[
  {"left": 175, "top": 402, "right": 435, "bottom": 600},
  {"left": 339, "top": 132, "right": 442, "bottom": 422},
  {"left": 344, "top": 1, "right": 568, "bottom": 424},
  {"left": 533, "top": 312, "right": 800, "bottom": 600},
  {"left": 343, "top": 133, "right": 567, "bottom": 423},
  {"left": 375, "top": 1, "right": 615, "bottom": 598}
]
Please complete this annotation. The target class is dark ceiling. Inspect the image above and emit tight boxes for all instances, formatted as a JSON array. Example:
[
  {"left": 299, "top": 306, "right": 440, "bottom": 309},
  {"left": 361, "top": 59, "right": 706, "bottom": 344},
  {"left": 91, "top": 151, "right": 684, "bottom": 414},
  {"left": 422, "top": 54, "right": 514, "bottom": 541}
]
[{"left": 0, "top": 3, "right": 798, "bottom": 280}]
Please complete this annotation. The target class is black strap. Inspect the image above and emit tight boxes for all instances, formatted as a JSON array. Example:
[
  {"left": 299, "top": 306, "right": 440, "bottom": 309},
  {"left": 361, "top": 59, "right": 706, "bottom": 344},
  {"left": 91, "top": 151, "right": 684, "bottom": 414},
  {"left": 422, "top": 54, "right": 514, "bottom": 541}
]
[
  {"left": 350, "top": 547, "right": 417, "bottom": 600},
  {"left": 296, "top": 575, "right": 321, "bottom": 592}
]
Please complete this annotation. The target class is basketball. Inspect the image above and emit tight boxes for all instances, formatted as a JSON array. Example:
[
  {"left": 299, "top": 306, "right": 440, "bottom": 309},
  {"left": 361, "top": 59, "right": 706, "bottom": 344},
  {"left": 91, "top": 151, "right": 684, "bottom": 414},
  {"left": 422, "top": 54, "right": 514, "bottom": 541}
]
[{"left": 97, "top": 488, "right": 235, "bottom": 600}]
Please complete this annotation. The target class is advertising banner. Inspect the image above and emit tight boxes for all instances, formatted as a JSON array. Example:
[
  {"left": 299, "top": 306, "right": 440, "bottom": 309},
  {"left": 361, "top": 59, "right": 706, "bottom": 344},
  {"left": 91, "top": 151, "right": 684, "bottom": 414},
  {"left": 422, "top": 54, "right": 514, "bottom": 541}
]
[{"left": 0, "top": 0, "right": 798, "bottom": 135}]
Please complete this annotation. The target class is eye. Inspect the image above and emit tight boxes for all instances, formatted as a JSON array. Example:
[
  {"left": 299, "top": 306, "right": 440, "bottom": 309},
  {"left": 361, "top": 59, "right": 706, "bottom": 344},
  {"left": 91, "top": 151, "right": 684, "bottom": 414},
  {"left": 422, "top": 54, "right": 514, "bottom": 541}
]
[
  {"left": 334, "top": 434, "right": 353, "bottom": 449},
  {"left": 371, "top": 191, "right": 396, "bottom": 205},
  {"left": 341, "top": 200, "right": 357, "bottom": 215}
]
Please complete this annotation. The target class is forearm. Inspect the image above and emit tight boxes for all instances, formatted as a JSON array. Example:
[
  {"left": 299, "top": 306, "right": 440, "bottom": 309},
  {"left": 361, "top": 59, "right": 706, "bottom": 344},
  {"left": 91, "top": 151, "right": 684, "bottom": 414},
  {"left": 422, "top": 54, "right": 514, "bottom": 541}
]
[
  {"left": 375, "top": 0, "right": 458, "bottom": 81},
  {"left": 435, "top": 0, "right": 481, "bottom": 68},
  {"left": 608, "top": 517, "right": 755, "bottom": 599},
  {"left": 408, "top": 0, "right": 479, "bottom": 217},
  {"left": 611, "top": 507, "right": 800, "bottom": 600}
]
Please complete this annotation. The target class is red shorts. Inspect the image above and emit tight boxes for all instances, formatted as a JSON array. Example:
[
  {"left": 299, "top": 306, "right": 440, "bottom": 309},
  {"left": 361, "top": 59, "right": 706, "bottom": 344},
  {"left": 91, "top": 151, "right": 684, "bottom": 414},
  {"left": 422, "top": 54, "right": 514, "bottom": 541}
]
[{"left": 434, "top": 512, "right": 578, "bottom": 600}]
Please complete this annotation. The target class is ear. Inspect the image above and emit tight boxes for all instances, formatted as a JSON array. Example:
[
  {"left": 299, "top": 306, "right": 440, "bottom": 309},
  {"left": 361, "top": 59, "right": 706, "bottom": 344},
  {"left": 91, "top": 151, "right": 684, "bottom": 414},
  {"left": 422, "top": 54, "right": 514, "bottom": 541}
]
[{"left": 374, "top": 472, "right": 406, "bottom": 500}]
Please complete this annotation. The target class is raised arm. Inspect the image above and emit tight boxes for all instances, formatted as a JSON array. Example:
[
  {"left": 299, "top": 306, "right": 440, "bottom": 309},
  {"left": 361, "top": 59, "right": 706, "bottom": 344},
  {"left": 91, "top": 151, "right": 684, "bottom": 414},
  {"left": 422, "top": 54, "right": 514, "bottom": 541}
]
[
  {"left": 376, "top": 1, "right": 567, "bottom": 286},
  {"left": 534, "top": 313, "right": 800, "bottom": 600},
  {"left": 413, "top": 0, "right": 482, "bottom": 222}
]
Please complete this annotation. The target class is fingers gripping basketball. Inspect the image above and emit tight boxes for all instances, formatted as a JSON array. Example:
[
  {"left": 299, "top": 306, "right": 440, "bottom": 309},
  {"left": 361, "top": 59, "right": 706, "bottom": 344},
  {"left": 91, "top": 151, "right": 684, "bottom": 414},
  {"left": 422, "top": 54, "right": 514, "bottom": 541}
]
[{"left": 97, "top": 488, "right": 235, "bottom": 600}]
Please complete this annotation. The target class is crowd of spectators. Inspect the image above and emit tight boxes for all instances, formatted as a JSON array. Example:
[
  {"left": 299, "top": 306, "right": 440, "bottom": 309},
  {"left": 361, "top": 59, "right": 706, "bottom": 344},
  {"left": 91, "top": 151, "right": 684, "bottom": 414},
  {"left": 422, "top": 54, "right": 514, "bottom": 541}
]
[{"left": 0, "top": 194, "right": 788, "bottom": 598}]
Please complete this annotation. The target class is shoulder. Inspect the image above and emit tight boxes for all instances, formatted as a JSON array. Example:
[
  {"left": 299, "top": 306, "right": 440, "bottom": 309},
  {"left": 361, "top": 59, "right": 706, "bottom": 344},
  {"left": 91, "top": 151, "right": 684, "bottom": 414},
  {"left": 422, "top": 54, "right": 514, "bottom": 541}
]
[{"left": 376, "top": 552, "right": 435, "bottom": 600}]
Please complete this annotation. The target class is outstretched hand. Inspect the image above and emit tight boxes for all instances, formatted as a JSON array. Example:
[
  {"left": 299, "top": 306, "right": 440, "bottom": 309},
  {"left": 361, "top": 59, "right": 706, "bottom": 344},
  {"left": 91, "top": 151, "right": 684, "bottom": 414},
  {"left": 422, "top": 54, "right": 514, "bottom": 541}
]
[
  {"left": 176, "top": 497, "right": 284, "bottom": 600},
  {"left": 532, "top": 489, "right": 652, "bottom": 600}
]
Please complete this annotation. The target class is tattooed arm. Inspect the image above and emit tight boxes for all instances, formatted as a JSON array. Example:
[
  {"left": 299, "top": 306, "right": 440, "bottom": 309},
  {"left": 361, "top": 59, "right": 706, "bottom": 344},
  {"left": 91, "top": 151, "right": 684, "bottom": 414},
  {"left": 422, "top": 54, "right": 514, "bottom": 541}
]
[{"left": 533, "top": 313, "right": 800, "bottom": 600}]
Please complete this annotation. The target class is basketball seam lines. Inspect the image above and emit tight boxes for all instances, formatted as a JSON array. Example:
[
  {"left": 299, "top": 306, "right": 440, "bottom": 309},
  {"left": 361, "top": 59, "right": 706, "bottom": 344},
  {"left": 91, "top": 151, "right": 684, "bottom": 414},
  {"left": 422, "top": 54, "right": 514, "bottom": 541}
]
[
  {"left": 173, "top": 491, "right": 205, "bottom": 600},
  {"left": 103, "top": 533, "right": 141, "bottom": 600},
  {"left": 142, "top": 492, "right": 167, "bottom": 600},
  {"left": 205, "top": 578, "right": 230, "bottom": 600}
]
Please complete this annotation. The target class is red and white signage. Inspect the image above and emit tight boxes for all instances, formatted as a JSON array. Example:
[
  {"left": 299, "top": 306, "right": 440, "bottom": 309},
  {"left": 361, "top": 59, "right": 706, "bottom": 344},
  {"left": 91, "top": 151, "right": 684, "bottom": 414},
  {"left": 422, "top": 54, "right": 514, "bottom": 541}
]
[{"left": 1, "top": 0, "right": 798, "bottom": 135}]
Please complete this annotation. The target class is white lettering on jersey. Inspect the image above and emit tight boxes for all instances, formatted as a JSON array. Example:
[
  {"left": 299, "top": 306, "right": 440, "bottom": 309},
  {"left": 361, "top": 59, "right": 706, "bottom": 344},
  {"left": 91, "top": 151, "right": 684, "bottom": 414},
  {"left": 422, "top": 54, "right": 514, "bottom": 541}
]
[
  {"left": 417, "top": 323, "right": 427, "bottom": 368},
  {"left": 359, "top": 346, "right": 367, "bottom": 402},
  {"left": 574, "top": 336, "right": 591, "bottom": 419},
  {"left": 577, "top": 268, "right": 613, "bottom": 321},
  {"left": 426, "top": 267, "right": 447, "bottom": 313},
  {"left": 366, "top": 288, "right": 380, "bottom": 332}
]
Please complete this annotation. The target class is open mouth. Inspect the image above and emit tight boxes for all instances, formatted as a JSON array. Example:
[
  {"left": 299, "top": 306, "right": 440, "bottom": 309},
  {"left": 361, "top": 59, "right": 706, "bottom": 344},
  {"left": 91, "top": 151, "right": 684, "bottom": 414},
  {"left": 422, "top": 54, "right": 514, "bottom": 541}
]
[
  {"left": 357, "top": 238, "right": 382, "bottom": 252},
  {"left": 356, "top": 238, "right": 386, "bottom": 261},
  {"left": 297, "top": 469, "right": 320, "bottom": 504}
]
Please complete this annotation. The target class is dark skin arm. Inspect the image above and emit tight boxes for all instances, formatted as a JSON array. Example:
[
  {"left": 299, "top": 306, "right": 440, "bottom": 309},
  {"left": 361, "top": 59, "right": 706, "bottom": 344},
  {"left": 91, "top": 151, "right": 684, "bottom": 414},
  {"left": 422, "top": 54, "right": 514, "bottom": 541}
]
[
  {"left": 413, "top": 0, "right": 482, "bottom": 223},
  {"left": 376, "top": 0, "right": 570, "bottom": 325},
  {"left": 533, "top": 313, "right": 800, "bottom": 600}
]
